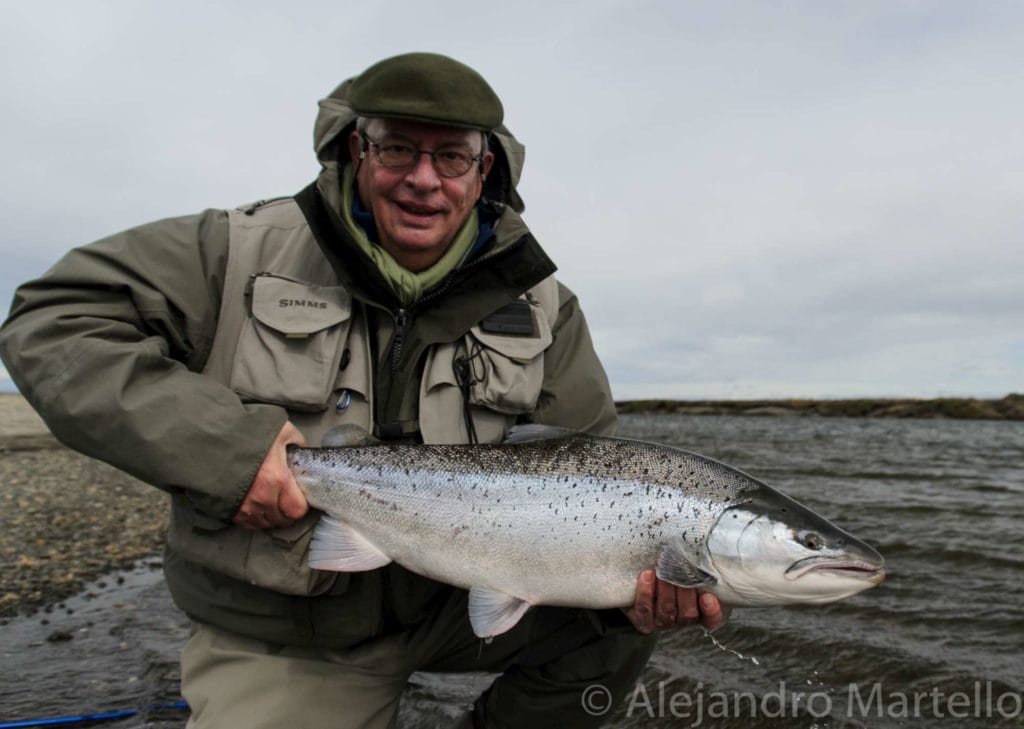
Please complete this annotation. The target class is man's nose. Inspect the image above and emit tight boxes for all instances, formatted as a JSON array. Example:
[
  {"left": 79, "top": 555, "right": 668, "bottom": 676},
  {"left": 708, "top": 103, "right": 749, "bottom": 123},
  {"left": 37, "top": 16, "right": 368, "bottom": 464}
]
[{"left": 404, "top": 151, "right": 442, "bottom": 189}]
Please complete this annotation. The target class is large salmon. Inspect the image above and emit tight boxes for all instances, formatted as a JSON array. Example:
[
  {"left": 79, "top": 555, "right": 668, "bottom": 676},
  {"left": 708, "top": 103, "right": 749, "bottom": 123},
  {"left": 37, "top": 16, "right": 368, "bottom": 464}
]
[{"left": 288, "top": 427, "right": 885, "bottom": 638}]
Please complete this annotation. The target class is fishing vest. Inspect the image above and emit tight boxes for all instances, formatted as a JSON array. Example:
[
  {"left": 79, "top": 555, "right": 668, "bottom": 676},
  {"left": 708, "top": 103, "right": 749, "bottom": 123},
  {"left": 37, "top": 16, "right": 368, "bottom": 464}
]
[{"left": 166, "top": 197, "right": 559, "bottom": 595}]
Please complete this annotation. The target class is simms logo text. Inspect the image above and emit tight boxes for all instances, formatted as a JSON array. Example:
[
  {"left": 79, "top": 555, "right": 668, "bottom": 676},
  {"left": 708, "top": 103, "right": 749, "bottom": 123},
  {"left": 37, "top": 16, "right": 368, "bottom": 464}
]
[{"left": 279, "top": 299, "right": 328, "bottom": 309}]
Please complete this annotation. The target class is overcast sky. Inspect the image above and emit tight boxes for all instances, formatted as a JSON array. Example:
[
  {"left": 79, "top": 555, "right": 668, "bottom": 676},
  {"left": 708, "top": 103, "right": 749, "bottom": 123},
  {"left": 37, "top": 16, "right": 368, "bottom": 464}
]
[{"left": 1, "top": 1, "right": 1021, "bottom": 400}]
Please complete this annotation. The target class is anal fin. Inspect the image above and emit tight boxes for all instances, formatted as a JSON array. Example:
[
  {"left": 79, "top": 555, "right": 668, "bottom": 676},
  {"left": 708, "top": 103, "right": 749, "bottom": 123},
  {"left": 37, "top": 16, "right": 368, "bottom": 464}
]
[{"left": 309, "top": 516, "right": 392, "bottom": 572}]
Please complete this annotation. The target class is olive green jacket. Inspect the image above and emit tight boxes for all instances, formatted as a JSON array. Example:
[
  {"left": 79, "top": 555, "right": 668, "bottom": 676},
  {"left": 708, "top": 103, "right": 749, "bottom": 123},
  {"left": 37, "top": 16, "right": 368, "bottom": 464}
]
[{"left": 0, "top": 80, "right": 617, "bottom": 647}]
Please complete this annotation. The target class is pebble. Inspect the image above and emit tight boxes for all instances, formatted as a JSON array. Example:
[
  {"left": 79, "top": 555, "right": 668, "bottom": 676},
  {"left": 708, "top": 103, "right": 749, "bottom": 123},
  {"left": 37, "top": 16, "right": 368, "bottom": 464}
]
[{"left": 0, "top": 398, "right": 169, "bottom": 618}]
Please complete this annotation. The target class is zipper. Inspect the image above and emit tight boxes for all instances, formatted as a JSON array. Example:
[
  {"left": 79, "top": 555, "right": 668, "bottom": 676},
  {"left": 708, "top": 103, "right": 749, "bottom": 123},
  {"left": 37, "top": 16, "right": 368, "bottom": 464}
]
[
  {"left": 243, "top": 273, "right": 265, "bottom": 316},
  {"left": 244, "top": 271, "right": 311, "bottom": 316},
  {"left": 389, "top": 308, "right": 408, "bottom": 376}
]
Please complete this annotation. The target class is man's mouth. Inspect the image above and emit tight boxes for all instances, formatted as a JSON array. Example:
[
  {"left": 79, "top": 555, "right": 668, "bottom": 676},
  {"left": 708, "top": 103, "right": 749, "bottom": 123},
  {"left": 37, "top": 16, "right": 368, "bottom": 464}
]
[{"left": 396, "top": 201, "right": 442, "bottom": 218}]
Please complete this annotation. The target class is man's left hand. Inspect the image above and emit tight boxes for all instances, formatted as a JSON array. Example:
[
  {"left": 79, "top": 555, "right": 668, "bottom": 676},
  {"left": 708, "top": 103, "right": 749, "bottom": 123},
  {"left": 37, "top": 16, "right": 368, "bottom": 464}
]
[{"left": 622, "top": 569, "right": 729, "bottom": 634}]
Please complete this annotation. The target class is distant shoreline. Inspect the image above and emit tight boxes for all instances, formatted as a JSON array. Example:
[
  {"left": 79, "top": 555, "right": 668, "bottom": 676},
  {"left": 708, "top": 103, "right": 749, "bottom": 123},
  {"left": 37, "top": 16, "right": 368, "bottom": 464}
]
[
  {"left": 4, "top": 391, "right": 1023, "bottom": 425},
  {"left": 616, "top": 394, "right": 1024, "bottom": 421}
]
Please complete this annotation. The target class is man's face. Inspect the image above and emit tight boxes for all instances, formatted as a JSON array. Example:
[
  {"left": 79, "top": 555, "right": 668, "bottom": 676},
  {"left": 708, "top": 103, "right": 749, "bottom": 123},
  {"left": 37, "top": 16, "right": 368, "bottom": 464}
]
[{"left": 348, "top": 119, "right": 495, "bottom": 273}]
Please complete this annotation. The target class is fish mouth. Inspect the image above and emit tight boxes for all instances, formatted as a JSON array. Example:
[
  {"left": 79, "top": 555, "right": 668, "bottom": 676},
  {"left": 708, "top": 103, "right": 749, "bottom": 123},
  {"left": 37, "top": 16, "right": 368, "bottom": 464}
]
[{"left": 785, "top": 557, "right": 886, "bottom": 583}]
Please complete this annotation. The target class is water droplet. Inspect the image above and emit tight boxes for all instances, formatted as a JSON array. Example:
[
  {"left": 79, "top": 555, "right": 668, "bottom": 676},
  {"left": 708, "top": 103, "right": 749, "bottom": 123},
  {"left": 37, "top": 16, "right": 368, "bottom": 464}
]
[{"left": 702, "top": 628, "right": 763, "bottom": 668}]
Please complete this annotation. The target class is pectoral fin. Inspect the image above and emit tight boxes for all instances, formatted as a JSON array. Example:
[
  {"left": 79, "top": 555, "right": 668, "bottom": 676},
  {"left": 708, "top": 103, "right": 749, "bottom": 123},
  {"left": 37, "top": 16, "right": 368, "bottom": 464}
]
[
  {"left": 309, "top": 516, "right": 392, "bottom": 571},
  {"left": 468, "top": 587, "right": 532, "bottom": 638},
  {"left": 656, "top": 540, "right": 717, "bottom": 588}
]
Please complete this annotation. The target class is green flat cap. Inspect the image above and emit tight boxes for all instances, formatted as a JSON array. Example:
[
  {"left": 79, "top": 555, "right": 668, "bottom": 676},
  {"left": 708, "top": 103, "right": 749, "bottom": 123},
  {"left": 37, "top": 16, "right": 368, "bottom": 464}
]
[{"left": 349, "top": 52, "right": 503, "bottom": 131}]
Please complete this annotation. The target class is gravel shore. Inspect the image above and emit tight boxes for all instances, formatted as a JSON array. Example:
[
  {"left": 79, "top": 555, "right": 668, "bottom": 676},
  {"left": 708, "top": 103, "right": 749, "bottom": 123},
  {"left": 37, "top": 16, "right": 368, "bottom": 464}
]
[
  {"left": 0, "top": 393, "right": 167, "bottom": 618},
  {"left": 0, "top": 393, "right": 482, "bottom": 728}
]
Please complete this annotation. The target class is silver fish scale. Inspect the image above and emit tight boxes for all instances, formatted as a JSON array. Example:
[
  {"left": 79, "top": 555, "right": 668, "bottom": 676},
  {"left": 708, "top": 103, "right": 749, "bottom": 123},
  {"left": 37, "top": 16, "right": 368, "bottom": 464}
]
[
  {"left": 288, "top": 435, "right": 763, "bottom": 608},
  {"left": 294, "top": 435, "right": 756, "bottom": 501}
]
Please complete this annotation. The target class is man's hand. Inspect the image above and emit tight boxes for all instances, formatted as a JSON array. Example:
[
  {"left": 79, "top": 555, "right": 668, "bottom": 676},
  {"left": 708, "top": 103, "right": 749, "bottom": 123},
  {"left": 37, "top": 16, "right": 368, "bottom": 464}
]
[
  {"left": 623, "top": 569, "right": 729, "bottom": 634},
  {"left": 233, "top": 421, "right": 309, "bottom": 531}
]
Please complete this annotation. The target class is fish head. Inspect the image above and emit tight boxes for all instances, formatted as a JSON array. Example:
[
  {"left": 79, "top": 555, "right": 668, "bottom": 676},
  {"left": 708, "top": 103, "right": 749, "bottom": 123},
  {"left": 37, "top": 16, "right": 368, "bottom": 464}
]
[{"left": 705, "top": 484, "right": 885, "bottom": 606}]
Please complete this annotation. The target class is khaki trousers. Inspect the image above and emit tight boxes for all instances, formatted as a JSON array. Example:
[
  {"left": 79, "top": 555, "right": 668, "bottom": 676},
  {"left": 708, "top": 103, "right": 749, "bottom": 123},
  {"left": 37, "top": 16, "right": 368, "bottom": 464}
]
[{"left": 181, "top": 588, "right": 657, "bottom": 729}]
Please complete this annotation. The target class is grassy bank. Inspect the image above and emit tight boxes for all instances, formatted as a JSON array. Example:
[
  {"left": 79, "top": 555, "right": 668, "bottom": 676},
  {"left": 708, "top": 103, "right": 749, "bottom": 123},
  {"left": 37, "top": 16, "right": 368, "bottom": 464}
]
[{"left": 616, "top": 393, "right": 1024, "bottom": 420}]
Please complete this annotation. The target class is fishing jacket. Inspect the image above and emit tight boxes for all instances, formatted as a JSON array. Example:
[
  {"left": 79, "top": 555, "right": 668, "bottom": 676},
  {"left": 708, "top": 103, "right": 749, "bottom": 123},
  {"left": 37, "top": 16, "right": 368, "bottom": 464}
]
[{"left": 0, "top": 80, "right": 616, "bottom": 647}]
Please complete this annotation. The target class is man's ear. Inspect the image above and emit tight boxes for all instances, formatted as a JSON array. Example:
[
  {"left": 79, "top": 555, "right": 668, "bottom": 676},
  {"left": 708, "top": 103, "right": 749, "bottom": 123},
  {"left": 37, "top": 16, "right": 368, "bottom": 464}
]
[
  {"left": 348, "top": 130, "right": 366, "bottom": 167},
  {"left": 479, "top": 151, "right": 495, "bottom": 179}
]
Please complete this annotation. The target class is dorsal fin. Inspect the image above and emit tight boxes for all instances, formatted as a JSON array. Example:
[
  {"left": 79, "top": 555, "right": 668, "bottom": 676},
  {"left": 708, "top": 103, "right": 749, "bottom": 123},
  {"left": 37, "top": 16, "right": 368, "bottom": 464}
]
[
  {"left": 321, "top": 425, "right": 380, "bottom": 448},
  {"left": 502, "top": 424, "right": 579, "bottom": 445}
]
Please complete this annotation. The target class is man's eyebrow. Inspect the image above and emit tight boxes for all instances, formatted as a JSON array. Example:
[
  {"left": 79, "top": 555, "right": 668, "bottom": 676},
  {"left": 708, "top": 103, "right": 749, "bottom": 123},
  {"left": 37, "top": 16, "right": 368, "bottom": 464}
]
[
  {"left": 377, "top": 130, "right": 477, "bottom": 151},
  {"left": 374, "top": 131, "right": 414, "bottom": 144}
]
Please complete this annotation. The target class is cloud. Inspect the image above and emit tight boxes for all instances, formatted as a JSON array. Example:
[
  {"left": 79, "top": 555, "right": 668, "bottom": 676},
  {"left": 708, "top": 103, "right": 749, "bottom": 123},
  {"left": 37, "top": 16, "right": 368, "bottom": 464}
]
[{"left": 1, "top": 1, "right": 1021, "bottom": 399}]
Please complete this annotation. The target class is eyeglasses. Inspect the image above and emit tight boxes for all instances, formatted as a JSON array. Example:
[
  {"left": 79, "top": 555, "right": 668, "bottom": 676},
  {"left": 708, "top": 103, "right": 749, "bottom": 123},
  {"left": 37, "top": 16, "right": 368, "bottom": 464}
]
[{"left": 361, "top": 133, "right": 482, "bottom": 178}]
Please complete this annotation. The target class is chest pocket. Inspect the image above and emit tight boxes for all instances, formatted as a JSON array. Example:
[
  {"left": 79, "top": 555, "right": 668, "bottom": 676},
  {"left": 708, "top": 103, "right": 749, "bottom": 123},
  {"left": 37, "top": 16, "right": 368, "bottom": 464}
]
[
  {"left": 421, "top": 292, "right": 552, "bottom": 415},
  {"left": 462, "top": 303, "right": 553, "bottom": 414},
  {"left": 229, "top": 273, "right": 352, "bottom": 411}
]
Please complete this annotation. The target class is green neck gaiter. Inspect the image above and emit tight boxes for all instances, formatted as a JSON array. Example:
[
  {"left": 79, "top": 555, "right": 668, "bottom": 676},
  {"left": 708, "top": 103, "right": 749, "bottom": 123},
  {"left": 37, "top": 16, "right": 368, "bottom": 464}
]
[{"left": 339, "top": 164, "right": 479, "bottom": 308}]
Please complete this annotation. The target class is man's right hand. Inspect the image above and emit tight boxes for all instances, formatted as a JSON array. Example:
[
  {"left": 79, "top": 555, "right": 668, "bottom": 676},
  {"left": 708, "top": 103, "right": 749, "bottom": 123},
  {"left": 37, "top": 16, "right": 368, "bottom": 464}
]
[
  {"left": 622, "top": 569, "right": 729, "bottom": 633},
  {"left": 233, "top": 421, "right": 309, "bottom": 530}
]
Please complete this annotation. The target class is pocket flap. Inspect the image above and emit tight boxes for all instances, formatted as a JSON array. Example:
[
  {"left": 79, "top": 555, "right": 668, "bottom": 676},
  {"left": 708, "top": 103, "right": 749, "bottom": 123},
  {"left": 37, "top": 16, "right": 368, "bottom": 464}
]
[
  {"left": 470, "top": 309, "right": 552, "bottom": 363},
  {"left": 251, "top": 275, "right": 351, "bottom": 337},
  {"left": 422, "top": 342, "right": 460, "bottom": 393}
]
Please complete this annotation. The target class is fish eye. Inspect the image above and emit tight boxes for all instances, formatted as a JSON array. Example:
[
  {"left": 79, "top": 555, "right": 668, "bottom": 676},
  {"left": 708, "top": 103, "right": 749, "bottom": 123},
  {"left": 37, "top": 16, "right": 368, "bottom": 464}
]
[{"left": 800, "top": 532, "right": 823, "bottom": 550}]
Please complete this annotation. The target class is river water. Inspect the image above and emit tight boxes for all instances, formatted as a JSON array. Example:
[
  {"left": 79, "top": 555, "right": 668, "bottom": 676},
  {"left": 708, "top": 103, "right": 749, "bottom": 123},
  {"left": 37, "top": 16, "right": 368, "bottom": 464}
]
[
  {"left": 611, "top": 414, "right": 1024, "bottom": 728},
  {"left": 2, "top": 414, "right": 1022, "bottom": 728}
]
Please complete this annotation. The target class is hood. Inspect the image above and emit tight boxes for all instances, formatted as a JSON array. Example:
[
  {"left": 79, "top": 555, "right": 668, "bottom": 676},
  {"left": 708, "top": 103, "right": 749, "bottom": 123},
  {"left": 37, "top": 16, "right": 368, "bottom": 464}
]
[{"left": 313, "top": 78, "right": 527, "bottom": 213}]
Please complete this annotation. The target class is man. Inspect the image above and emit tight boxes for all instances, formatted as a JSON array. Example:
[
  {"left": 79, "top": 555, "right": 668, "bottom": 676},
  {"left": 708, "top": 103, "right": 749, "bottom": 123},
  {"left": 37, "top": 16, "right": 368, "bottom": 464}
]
[{"left": 0, "top": 53, "right": 724, "bottom": 727}]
